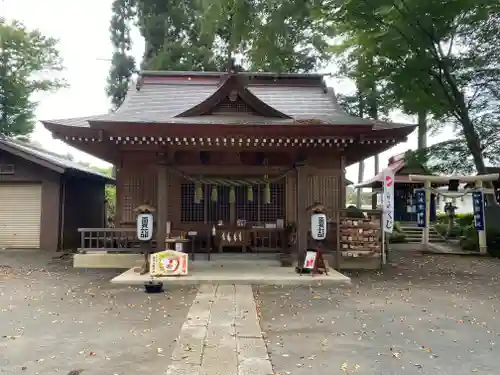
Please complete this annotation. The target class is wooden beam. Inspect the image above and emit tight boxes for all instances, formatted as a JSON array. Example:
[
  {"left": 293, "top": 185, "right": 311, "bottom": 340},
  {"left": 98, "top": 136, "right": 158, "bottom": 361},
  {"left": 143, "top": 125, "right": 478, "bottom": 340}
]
[
  {"left": 296, "top": 163, "right": 308, "bottom": 267},
  {"left": 173, "top": 165, "right": 291, "bottom": 176},
  {"left": 409, "top": 174, "right": 499, "bottom": 183}
]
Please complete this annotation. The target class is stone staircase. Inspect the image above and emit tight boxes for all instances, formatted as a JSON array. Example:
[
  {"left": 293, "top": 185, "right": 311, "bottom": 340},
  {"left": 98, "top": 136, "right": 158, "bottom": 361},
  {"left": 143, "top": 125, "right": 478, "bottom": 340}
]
[{"left": 399, "top": 223, "right": 447, "bottom": 244}]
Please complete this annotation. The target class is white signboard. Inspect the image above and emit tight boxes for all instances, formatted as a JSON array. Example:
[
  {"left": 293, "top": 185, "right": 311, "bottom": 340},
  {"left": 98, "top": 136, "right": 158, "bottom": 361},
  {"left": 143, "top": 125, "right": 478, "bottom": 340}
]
[
  {"left": 303, "top": 250, "right": 317, "bottom": 269},
  {"left": 136, "top": 213, "right": 154, "bottom": 241},
  {"left": 310, "top": 213, "right": 327, "bottom": 240},
  {"left": 382, "top": 168, "right": 395, "bottom": 233}
]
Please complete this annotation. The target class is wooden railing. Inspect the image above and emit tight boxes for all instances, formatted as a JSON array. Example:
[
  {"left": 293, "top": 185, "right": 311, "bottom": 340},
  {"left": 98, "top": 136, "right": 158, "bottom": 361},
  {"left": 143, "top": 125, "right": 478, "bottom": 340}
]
[
  {"left": 77, "top": 227, "right": 291, "bottom": 257},
  {"left": 250, "top": 228, "right": 287, "bottom": 252},
  {"left": 78, "top": 228, "right": 155, "bottom": 253}
]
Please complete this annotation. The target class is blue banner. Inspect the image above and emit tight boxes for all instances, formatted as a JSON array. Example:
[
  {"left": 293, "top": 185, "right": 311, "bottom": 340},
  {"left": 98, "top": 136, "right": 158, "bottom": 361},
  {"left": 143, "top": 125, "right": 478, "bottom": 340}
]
[
  {"left": 472, "top": 191, "right": 485, "bottom": 231},
  {"left": 415, "top": 190, "right": 426, "bottom": 228}
]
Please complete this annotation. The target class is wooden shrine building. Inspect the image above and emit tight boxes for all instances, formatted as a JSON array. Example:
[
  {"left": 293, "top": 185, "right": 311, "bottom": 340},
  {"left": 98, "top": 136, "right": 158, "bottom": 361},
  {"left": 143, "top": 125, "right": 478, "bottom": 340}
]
[
  {"left": 42, "top": 71, "right": 416, "bottom": 266},
  {"left": 356, "top": 151, "right": 437, "bottom": 223}
]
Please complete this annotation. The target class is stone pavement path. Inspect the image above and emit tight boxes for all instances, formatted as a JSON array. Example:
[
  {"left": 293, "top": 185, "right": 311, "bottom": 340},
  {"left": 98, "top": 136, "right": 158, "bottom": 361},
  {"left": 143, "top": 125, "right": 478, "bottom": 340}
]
[{"left": 166, "top": 285, "right": 273, "bottom": 375}]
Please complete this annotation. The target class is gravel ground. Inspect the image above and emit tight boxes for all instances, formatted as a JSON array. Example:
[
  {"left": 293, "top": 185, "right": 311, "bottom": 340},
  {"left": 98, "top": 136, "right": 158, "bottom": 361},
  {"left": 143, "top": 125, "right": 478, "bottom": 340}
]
[
  {"left": 0, "top": 251, "right": 196, "bottom": 375},
  {"left": 256, "top": 249, "right": 500, "bottom": 375}
]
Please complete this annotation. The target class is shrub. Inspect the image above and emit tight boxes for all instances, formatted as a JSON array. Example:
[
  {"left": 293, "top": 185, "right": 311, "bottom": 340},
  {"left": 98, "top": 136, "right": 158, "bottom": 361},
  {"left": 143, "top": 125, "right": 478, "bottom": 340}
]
[
  {"left": 434, "top": 222, "right": 462, "bottom": 238},
  {"left": 459, "top": 225, "right": 478, "bottom": 251},
  {"left": 345, "top": 205, "right": 366, "bottom": 218},
  {"left": 436, "top": 212, "right": 474, "bottom": 227},
  {"left": 436, "top": 213, "right": 448, "bottom": 224},
  {"left": 457, "top": 224, "right": 500, "bottom": 256},
  {"left": 456, "top": 213, "right": 474, "bottom": 227},
  {"left": 393, "top": 221, "right": 403, "bottom": 233},
  {"left": 390, "top": 231, "right": 407, "bottom": 243},
  {"left": 434, "top": 223, "right": 448, "bottom": 236},
  {"left": 486, "top": 228, "right": 500, "bottom": 258}
]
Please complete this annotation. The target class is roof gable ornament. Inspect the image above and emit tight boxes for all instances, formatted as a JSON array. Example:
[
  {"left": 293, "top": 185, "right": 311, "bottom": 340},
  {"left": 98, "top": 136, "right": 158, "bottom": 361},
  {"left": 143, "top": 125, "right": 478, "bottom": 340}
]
[{"left": 175, "top": 73, "right": 292, "bottom": 119}]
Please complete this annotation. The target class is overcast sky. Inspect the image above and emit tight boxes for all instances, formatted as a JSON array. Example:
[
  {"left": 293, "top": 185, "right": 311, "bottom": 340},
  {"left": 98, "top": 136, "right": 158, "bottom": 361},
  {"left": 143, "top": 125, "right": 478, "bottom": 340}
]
[{"left": 2, "top": 0, "right": 452, "bottom": 183}]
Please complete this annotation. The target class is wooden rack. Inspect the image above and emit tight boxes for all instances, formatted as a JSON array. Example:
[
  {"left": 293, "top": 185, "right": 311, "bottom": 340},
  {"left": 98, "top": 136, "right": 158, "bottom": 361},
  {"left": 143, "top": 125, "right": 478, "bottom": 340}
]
[{"left": 337, "top": 209, "right": 382, "bottom": 267}]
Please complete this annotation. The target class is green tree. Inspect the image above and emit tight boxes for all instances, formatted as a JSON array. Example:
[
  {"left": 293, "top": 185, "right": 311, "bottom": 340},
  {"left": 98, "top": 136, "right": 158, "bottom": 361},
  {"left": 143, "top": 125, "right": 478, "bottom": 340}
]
[
  {"left": 78, "top": 163, "right": 117, "bottom": 219},
  {"left": 106, "top": 0, "right": 137, "bottom": 109},
  {"left": 0, "top": 20, "right": 65, "bottom": 137},
  {"left": 199, "top": 0, "right": 329, "bottom": 72},
  {"left": 106, "top": 0, "right": 331, "bottom": 105},
  {"left": 335, "top": 50, "right": 392, "bottom": 207},
  {"left": 330, "top": 0, "right": 499, "bottom": 202}
]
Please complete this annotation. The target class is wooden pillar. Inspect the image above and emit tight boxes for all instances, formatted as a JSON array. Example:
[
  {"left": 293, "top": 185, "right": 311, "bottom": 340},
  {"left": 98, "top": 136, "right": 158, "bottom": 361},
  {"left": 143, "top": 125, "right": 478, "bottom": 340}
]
[
  {"left": 156, "top": 164, "right": 168, "bottom": 249},
  {"left": 114, "top": 165, "right": 123, "bottom": 225},
  {"left": 371, "top": 188, "right": 378, "bottom": 209},
  {"left": 337, "top": 156, "right": 346, "bottom": 270},
  {"left": 475, "top": 180, "right": 487, "bottom": 254},
  {"left": 296, "top": 163, "right": 308, "bottom": 265},
  {"left": 422, "top": 180, "right": 431, "bottom": 248}
]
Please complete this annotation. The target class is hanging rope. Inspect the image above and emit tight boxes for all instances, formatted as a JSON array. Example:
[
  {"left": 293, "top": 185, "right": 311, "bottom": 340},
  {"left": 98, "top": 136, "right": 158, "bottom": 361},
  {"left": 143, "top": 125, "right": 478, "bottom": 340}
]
[
  {"left": 416, "top": 186, "right": 490, "bottom": 199},
  {"left": 168, "top": 164, "right": 295, "bottom": 186}
]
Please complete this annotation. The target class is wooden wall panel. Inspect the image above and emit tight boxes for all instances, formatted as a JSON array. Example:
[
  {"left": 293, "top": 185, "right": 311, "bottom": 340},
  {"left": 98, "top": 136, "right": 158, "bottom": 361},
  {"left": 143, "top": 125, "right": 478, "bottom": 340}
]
[
  {"left": 168, "top": 172, "right": 180, "bottom": 224},
  {"left": 119, "top": 160, "right": 157, "bottom": 224},
  {"left": 307, "top": 174, "right": 340, "bottom": 221},
  {"left": 285, "top": 165, "right": 343, "bottom": 225}
]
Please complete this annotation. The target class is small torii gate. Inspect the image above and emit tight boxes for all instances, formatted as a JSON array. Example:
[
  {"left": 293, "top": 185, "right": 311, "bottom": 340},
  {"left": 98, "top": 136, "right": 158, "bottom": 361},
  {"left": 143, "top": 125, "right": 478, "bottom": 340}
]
[{"left": 408, "top": 173, "right": 499, "bottom": 254}]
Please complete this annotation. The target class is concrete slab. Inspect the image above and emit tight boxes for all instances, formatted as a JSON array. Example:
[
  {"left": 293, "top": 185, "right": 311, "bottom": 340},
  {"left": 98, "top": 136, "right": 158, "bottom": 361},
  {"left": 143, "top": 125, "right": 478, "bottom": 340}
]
[
  {"left": 73, "top": 253, "right": 143, "bottom": 268},
  {"left": 424, "top": 242, "right": 488, "bottom": 256},
  {"left": 110, "top": 266, "right": 351, "bottom": 286},
  {"left": 166, "top": 285, "right": 273, "bottom": 375}
]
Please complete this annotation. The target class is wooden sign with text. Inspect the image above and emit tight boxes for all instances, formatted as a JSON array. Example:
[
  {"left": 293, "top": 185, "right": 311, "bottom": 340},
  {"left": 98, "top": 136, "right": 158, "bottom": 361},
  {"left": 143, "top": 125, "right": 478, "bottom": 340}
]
[{"left": 297, "top": 248, "right": 328, "bottom": 275}]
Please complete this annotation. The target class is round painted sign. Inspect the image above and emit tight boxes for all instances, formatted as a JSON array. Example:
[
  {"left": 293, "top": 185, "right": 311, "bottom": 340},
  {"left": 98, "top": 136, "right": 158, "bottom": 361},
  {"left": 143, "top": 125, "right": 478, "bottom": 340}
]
[{"left": 161, "top": 257, "right": 180, "bottom": 272}]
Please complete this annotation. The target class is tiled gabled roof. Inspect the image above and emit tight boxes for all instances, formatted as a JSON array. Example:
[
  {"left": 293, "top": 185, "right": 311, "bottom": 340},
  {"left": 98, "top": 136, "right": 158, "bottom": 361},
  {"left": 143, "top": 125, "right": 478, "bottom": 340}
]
[
  {"left": 42, "top": 71, "right": 415, "bottom": 129},
  {"left": 0, "top": 136, "right": 114, "bottom": 183}
]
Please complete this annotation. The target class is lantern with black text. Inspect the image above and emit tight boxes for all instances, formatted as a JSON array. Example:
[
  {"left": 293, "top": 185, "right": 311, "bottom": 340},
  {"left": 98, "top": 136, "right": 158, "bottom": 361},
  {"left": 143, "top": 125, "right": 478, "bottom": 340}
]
[
  {"left": 310, "top": 213, "right": 327, "bottom": 240},
  {"left": 136, "top": 213, "right": 154, "bottom": 241}
]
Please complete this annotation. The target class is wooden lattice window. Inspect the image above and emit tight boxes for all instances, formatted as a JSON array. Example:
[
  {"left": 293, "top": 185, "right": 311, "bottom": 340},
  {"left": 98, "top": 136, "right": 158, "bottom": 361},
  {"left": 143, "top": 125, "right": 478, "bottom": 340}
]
[
  {"left": 210, "top": 96, "right": 259, "bottom": 115},
  {"left": 123, "top": 179, "right": 142, "bottom": 223},
  {"left": 235, "top": 186, "right": 258, "bottom": 221},
  {"left": 180, "top": 183, "right": 204, "bottom": 222},
  {"left": 260, "top": 182, "right": 285, "bottom": 222},
  {"left": 207, "top": 185, "right": 230, "bottom": 223},
  {"left": 122, "top": 170, "right": 156, "bottom": 223}
]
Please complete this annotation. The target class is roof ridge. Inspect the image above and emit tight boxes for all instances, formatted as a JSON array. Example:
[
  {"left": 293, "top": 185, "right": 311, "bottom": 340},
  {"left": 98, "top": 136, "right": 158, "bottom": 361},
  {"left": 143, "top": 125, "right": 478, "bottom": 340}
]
[
  {"left": 140, "top": 70, "right": 326, "bottom": 79},
  {"left": 7, "top": 137, "right": 72, "bottom": 161}
]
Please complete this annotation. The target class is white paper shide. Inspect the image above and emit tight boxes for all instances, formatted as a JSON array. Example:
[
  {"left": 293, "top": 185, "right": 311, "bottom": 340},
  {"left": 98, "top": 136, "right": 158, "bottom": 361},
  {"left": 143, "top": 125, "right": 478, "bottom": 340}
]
[
  {"left": 136, "top": 213, "right": 154, "bottom": 241},
  {"left": 382, "top": 168, "right": 395, "bottom": 234},
  {"left": 310, "top": 213, "right": 327, "bottom": 240}
]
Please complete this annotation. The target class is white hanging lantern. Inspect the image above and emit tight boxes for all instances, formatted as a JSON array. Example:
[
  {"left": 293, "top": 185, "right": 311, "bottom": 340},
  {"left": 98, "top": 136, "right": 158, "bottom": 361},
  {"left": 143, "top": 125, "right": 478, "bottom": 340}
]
[{"left": 310, "top": 213, "right": 327, "bottom": 240}]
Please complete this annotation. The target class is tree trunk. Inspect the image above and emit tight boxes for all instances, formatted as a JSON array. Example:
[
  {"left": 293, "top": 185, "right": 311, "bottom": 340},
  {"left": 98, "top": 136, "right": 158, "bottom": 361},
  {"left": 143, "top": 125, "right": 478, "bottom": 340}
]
[
  {"left": 439, "top": 62, "right": 497, "bottom": 204},
  {"left": 356, "top": 161, "right": 365, "bottom": 208},
  {"left": 366, "top": 55, "right": 380, "bottom": 207},
  {"left": 461, "top": 116, "right": 497, "bottom": 204},
  {"left": 417, "top": 109, "right": 427, "bottom": 150},
  {"left": 355, "top": 83, "right": 366, "bottom": 208}
]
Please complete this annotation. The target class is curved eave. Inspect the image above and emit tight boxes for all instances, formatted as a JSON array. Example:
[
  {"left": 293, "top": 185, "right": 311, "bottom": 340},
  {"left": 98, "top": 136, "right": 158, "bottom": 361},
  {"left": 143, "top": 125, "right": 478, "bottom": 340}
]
[
  {"left": 42, "top": 116, "right": 416, "bottom": 141},
  {"left": 175, "top": 74, "right": 291, "bottom": 119},
  {"left": 85, "top": 121, "right": 380, "bottom": 137},
  {"left": 41, "top": 120, "right": 102, "bottom": 138}
]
